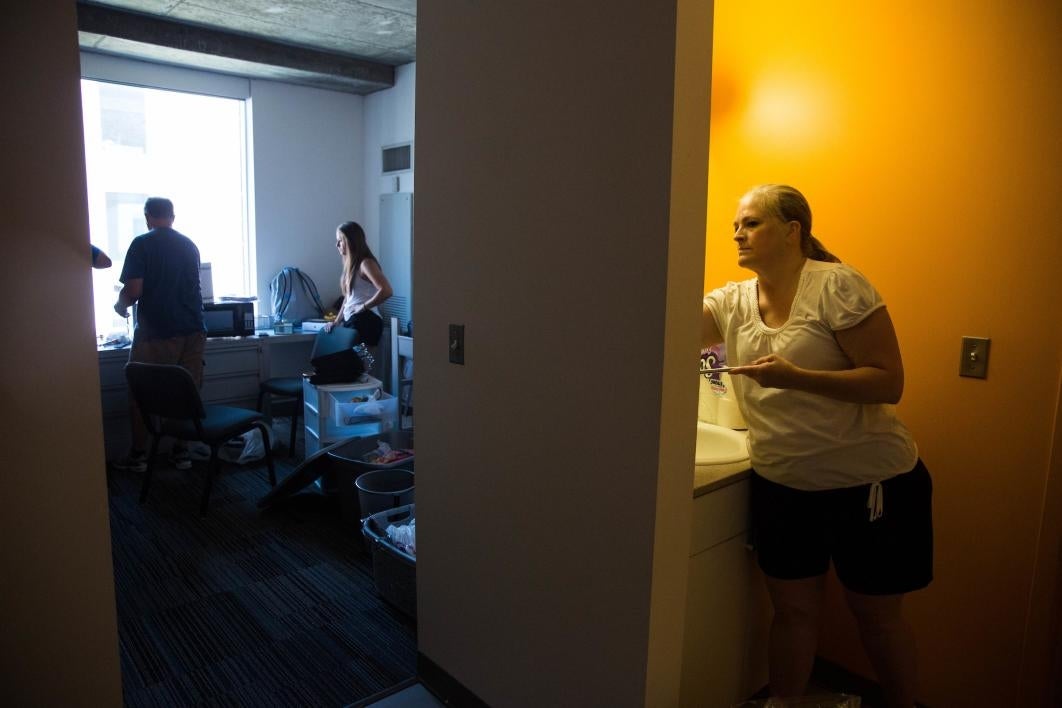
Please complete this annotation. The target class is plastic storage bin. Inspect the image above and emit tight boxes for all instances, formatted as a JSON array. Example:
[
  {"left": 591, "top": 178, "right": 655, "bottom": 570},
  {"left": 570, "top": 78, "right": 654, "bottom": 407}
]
[
  {"left": 334, "top": 392, "right": 398, "bottom": 426},
  {"left": 303, "top": 375, "right": 390, "bottom": 456},
  {"left": 362, "top": 504, "right": 416, "bottom": 618}
]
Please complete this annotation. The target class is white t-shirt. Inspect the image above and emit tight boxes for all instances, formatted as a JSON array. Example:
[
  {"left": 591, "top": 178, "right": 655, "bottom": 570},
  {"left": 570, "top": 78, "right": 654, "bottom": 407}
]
[{"left": 704, "top": 259, "right": 917, "bottom": 490}]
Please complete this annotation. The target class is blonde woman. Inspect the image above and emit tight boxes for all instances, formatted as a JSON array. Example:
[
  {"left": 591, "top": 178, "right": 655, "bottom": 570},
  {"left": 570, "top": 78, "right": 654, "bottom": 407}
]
[
  {"left": 323, "top": 221, "right": 392, "bottom": 344},
  {"left": 702, "top": 185, "right": 932, "bottom": 708}
]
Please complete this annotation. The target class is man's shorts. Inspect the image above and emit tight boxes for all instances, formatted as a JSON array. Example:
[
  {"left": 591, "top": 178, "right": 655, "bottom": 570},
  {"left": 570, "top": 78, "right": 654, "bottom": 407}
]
[{"left": 750, "top": 459, "right": 933, "bottom": 595}]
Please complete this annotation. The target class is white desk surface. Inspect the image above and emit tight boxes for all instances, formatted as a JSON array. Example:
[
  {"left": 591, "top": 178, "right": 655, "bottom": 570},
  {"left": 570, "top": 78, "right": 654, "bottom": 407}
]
[{"left": 97, "top": 328, "right": 317, "bottom": 354}]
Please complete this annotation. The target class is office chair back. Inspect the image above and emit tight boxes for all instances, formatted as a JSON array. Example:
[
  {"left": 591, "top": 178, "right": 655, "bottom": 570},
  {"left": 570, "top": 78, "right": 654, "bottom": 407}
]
[{"left": 125, "top": 362, "right": 206, "bottom": 433}]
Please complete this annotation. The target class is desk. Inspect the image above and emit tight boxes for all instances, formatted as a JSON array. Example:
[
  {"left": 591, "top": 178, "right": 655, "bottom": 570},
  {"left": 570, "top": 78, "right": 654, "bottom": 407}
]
[
  {"left": 97, "top": 329, "right": 316, "bottom": 458},
  {"left": 253, "top": 329, "right": 316, "bottom": 382}
]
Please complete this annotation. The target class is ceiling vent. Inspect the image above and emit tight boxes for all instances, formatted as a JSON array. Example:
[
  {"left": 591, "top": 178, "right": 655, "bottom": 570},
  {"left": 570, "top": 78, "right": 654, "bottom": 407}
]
[{"left": 382, "top": 142, "right": 413, "bottom": 175}]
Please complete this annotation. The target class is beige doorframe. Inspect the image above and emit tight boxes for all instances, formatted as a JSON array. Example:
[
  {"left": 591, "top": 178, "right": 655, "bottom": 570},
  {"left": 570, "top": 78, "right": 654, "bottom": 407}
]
[{"left": 1018, "top": 370, "right": 1062, "bottom": 705}]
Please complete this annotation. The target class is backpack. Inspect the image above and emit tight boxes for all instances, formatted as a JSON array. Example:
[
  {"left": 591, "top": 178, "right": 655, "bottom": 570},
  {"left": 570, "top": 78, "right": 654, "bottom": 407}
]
[{"left": 269, "top": 266, "right": 325, "bottom": 324}]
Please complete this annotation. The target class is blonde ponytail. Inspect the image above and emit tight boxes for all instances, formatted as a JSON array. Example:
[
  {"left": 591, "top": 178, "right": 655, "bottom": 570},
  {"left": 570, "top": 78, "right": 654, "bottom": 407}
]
[{"left": 745, "top": 184, "right": 840, "bottom": 263}]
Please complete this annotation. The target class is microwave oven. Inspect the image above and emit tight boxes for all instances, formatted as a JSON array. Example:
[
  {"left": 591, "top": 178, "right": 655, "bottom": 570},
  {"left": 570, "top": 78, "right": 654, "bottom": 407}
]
[{"left": 203, "top": 301, "right": 255, "bottom": 337}]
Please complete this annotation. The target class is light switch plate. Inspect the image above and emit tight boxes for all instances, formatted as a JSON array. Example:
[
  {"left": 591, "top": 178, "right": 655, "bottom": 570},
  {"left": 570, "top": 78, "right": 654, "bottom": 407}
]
[
  {"left": 449, "top": 324, "right": 464, "bottom": 365},
  {"left": 960, "top": 336, "right": 990, "bottom": 379}
]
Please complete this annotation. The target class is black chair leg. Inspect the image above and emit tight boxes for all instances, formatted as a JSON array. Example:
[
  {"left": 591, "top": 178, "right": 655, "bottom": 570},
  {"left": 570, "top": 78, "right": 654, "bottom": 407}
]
[
  {"left": 258, "top": 422, "right": 277, "bottom": 487},
  {"left": 200, "top": 446, "right": 220, "bottom": 516},
  {"left": 139, "top": 436, "right": 161, "bottom": 504}
]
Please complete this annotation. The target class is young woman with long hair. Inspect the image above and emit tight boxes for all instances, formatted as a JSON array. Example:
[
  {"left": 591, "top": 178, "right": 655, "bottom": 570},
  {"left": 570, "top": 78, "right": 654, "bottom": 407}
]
[{"left": 324, "top": 221, "right": 393, "bottom": 345}]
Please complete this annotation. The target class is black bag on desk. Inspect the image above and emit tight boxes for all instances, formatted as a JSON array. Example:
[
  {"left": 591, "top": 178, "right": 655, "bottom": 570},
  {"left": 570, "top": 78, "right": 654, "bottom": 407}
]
[{"left": 308, "top": 327, "right": 364, "bottom": 385}]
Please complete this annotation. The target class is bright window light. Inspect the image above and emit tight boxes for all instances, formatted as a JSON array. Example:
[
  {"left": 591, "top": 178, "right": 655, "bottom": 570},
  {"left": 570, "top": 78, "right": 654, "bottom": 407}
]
[{"left": 81, "top": 79, "right": 252, "bottom": 340}]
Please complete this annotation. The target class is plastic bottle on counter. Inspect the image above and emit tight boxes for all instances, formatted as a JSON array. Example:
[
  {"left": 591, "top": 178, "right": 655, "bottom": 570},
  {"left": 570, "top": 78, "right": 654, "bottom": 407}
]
[
  {"left": 703, "top": 343, "right": 746, "bottom": 430},
  {"left": 698, "top": 375, "right": 719, "bottom": 424},
  {"left": 713, "top": 373, "right": 747, "bottom": 430}
]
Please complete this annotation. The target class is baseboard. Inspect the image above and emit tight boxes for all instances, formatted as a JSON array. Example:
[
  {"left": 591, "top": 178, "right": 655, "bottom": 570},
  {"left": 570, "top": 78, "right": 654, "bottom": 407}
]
[
  {"left": 345, "top": 676, "right": 419, "bottom": 707},
  {"left": 417, "top": 652, "right": 490, "bottom": 708}
]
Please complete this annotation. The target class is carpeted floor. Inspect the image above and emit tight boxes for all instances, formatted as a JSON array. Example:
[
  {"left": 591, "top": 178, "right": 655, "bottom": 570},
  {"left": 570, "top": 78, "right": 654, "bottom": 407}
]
[{"left": 106, "top": 432, "right": 417, "bottom": 707}]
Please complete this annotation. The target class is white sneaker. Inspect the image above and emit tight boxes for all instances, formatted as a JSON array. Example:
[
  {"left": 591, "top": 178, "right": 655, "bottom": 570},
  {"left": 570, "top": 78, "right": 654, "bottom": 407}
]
[
  {"left": 113, "top": 450, "right": 148, "bottom": 474},
  {"left": 170, "top": 450, "right": 192, "bottom": 470}
]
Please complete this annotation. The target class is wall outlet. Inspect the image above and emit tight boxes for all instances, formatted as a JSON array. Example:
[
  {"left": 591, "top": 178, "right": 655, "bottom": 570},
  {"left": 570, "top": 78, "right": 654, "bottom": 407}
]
[
  {"left": 960, "top": 336, "right": 990, "bottom": 379},
  {"left": 449, "top": 324, "right": 464, "bottom": 365}
]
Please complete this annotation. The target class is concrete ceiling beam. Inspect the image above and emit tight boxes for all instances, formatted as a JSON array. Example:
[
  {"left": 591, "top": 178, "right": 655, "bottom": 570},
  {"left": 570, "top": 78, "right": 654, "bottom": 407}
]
[{"left": 76, "top": 1, "right": 394, "bottom": 92}]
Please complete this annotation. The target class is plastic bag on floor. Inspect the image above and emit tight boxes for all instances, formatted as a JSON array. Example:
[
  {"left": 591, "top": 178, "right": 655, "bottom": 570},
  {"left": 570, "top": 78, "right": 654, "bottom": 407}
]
[
  {"left": 266, "top": 421, "right": 286, "bottom": 450},
  {"left": 186, "top": 429, "right": 268, "bottom": 465},
  {"left": 231, "top": 429, "right": 266, "bottom": 464}
]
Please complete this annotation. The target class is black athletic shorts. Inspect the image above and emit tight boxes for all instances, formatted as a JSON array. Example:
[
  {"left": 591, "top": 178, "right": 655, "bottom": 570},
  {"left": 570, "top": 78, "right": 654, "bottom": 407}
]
[
  {"left": 343, "top": 309, "right": 384, "bottom": 346},
  {"left": 750, "top": 459, "right": 933, "bottom": 595}
]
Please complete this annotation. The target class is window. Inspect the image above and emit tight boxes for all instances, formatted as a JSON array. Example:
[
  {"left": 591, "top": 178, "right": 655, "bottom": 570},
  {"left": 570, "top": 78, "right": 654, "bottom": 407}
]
[
  {"left": 81, "top": 79, "right": 252, "bottom": 340},
  {"left": 99, "top": 83, "right": 146, "bottom": 150}
]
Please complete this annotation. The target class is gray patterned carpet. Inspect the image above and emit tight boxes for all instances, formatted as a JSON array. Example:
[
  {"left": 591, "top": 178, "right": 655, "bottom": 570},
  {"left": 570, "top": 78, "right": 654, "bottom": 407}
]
[{"left": 107, "top": 432, "right": 417, "bottom": 707}]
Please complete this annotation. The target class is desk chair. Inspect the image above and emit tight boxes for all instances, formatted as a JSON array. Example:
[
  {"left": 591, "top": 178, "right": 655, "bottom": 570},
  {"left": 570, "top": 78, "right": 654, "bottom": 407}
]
[
  {"left": 257, "top": 376, "right": 303, "bottom": 456},
  {"left": 126, "top": 362, "right": 276, "bottom": 516}
]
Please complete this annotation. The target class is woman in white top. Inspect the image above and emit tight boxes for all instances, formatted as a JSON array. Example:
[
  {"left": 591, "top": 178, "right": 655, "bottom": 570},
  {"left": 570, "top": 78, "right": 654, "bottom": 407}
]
[
  {"left": 703, "top": 185, "right": 932, "bottom": 708},
  {"left": 324, "top": 221, "right": 393, "bottom": 345}
]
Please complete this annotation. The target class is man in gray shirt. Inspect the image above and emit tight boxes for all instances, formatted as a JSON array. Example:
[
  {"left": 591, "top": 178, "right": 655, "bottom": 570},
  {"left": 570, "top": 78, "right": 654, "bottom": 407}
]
[{"left": 112, "top": 197, "right": 206, "bottom": 473}]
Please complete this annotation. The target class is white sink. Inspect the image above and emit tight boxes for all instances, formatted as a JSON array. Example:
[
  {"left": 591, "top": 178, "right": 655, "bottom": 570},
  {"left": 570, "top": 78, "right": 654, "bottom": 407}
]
[{"left": 695, "top": 421, "right": 749, "bottom": 465}]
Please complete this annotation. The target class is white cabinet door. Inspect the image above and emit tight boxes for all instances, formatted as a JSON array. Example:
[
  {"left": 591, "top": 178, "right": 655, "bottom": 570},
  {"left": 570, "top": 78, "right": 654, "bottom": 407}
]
[
  {"left": 682, "top": 477, "right": 770, "bottom": 707},
  {"left": 690, "top": 479, "right": 750, "bottom": 554},
  {"left": 682, "top": 534, "right": 757, "bottom": 708}
]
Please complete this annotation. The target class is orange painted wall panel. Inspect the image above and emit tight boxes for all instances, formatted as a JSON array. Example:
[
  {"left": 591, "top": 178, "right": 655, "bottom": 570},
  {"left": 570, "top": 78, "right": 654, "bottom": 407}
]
[{"left": 705, "top": 2, "right": 1062, "bottom": 706}]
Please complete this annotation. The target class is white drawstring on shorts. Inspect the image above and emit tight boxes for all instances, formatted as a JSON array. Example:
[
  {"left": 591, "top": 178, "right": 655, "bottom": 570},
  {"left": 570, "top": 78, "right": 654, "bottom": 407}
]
[{"left": 867, "top": 481, "right": 884, "bottom": 522}]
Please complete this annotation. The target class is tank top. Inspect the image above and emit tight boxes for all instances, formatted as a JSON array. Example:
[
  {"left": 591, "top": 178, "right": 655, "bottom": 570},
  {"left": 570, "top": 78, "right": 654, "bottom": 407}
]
[{"left": 342, "top": 269, "right": 378, "bottom": 321}]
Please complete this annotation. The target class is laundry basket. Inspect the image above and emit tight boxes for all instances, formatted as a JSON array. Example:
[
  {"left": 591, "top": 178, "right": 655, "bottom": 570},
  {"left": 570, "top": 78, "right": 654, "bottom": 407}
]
[{"left": 362, "top": 504, "right": 416, "bottom": 617}]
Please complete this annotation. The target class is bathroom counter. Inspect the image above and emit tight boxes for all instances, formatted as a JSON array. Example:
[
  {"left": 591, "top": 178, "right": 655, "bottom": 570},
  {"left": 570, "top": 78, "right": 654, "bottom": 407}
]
[{"left": 693, "top": 460, "right": 751, "bottom": 497}]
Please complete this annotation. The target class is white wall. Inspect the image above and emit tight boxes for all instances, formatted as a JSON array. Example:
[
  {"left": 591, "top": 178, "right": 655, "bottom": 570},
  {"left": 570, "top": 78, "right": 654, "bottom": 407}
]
[
  {"left": 361, "top": 63, "right": 416, "bottom": 256},
  {"left": 249, "top": 80, "right": 363, "bottom": 314},
  {"left": 1, "top": 2, "right": 122, "bottom": 703},
  {"left": 414, "top": 2, "right": 711, "bottom": 706},
  {"left": 78, "top": 52, "right": 366, "bottom": 317}
]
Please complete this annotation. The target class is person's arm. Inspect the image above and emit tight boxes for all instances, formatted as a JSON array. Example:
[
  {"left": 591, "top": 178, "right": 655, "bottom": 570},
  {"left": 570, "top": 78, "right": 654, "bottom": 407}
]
[
  {"left": 323, "top": 293, "right": 345, "bottom": 332},
  {"left": 702, "top": 301, "right": 723, "bottom": 349},
  {"left": 114, "top": 278, "right": 143, "bottom": 318},
  {"left": 353, "top": 259, "right": 394, "bottom": 312},
  {"left": 730, "top": 307, "right": 904, "bottom": 404},
  {"left": 92, "top": 245, "right": 112, "bottom": 269}
]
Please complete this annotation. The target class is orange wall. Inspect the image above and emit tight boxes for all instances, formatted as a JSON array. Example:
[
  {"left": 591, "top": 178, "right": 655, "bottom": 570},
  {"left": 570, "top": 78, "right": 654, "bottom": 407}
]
[{"left": 706, "top": 2, "right": 1062, "bottom": 706}]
